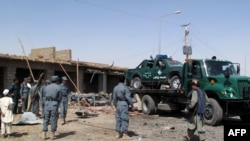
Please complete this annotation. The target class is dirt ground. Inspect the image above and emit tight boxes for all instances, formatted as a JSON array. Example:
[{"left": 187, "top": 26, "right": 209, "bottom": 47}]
[{"left": 2, "top": 105, "right": 234, "bottom": 141}]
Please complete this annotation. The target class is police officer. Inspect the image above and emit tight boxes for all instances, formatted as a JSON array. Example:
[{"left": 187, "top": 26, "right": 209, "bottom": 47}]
[
  {"left": 42, "top": 76, "right": 61, "bottom": 140},
  {"left": 40, "top": 79, "right": 51, "bottom": 118},
  {"left": 20, "top": 77, "right": 31, "bottom": 112},
  {"left": 59, "top": 76, "right": 70, "bottom": 125},
  {"left": 113, "top": 75, "right": 134, "bottom": 139}
]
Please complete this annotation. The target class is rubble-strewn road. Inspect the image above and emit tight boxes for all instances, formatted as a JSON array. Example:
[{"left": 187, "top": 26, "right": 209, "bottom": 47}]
[{"left": 8, "top": 106, "right": 235, "bottom": 141}]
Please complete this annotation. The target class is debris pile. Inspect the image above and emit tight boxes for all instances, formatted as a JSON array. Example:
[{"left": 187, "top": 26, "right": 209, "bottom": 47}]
[
  {"left": 13, "top": 112, "right": 42, "bottom": 125},
  {"left": 70, "top": 91, "right": 112, "bottom": 107}
]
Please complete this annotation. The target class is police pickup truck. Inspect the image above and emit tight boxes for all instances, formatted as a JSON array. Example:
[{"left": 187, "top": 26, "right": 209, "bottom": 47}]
[{"left": 125, "top": 54, "right": 183, "bottom": 89}]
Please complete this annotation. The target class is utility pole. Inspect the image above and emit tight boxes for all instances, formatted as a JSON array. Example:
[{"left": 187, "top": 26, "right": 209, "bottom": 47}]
[{"left": 181, "top": 23, "right": 191, "bottom": 61}]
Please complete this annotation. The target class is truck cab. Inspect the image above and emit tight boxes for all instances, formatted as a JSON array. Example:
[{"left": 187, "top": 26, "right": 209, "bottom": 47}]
[{"left": 183, "top": 58, "right": 250, "bottom": 125}]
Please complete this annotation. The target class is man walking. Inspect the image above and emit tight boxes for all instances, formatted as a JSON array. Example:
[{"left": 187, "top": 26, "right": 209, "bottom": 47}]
[
  {"left": 42, "top": 76, "right": 61, "bottom": 140},
  {"left": 185, "top": 79, "right": 209, "bottom": 141},
  {"left": 113, "top": 75, "right": 134, "bottom": 139},
  {"left": 59, "top": 76, "right": 70, "bottom": 125}
]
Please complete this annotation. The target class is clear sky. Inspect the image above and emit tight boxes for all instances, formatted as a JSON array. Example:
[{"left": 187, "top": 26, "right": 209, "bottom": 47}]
[{"left": 1, "top": 0, "right": 250, "bottom": 75}]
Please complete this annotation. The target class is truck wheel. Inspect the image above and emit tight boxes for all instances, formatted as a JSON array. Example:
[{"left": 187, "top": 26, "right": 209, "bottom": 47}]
[
  {"left": 240, "top": 114, "right": 250, "bottom": 123},
  {"left": 170, "top": 75, "right": 181, "bottom": 89},
  {"left": 204, "top": 98, "right": 223, "bottom": 126},
  {"left": 142, "top": 95, "right": 156, "bottom": 115},
  {"left": 131, "top": 77, "right": 142, "bottom": 89}
]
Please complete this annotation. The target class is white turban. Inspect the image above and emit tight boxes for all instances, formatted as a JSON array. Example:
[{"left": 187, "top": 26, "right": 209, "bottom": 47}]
[{"left": 3, "top": 89, "right": 9, "bottom": 95}]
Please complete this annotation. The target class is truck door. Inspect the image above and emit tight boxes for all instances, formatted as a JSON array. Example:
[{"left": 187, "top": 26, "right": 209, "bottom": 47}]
[
  {"left": 184, "top": 60, "right": 203, "bottom": 95},
  {"left": 141, "top": 60, "right": 154, "bottom": 81},
  {"left": 189, "top": 60, "right": 210, "bottom": 90},
  {"left": 191, "top": 61, "right": 202, "bottom": 79},
  {"left": 183, "top": 61, "right": 192, "bottom": 95},
  {"left": 152, "top": 59, "right": 167, "bottom": 81}
]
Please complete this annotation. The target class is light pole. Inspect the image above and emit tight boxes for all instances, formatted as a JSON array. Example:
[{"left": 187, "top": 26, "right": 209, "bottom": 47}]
[
  {"left": 158, "top": 10, "right": 181, "bottom": 54},
  {"left": 245, "top": 55, "right": 246, "bottom": 75},
  {"left": 245, "top": 55, "right": 249, "bottom": 75}
]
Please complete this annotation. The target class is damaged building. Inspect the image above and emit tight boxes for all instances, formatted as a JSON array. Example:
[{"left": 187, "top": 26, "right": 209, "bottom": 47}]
[{"left": 0, "top": 47, "right": 128, "bottom": 94}]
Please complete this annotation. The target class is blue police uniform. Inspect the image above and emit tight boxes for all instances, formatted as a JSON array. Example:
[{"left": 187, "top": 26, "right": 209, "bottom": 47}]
[
  {"left": 20, "top": 78, "right": 31, "bottom": 112},
  {"left": 113, "top": 81, "right": 133, "bottom": 138},
  {"left": 59, "top": 76, "right": 70, "bottom": 125},
  {"left": 42, "top": 76, "right": 61, "bottom": 137},
  {"left": 40, "top": 80, "right": 50, "bottom": 118}
]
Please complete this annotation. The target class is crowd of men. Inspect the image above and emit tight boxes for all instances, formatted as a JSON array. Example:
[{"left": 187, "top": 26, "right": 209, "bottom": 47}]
[
  {"left": 0, "top": 74, "right": 208, "bottom": 141},
  {"left": 0, "top": 75, "right": 71, "bottom": 139}
]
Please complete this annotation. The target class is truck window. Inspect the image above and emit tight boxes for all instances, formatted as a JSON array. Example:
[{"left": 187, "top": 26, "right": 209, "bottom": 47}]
[
  {"left": 156, "top": 60, "right": 164, "bottom": 68},
  {"left": 136, "top": 60, "right": 146, "bottom": 69},
  {"left": 137, "top": 63, "right": 143, "bottom": 69},
  {"left": 205, "top": 61, "right": 237, "bottom": 76},
  {"left": 166, "top": 59, "right": 183, "bottom": 66},
  {"left": 206, "top": 63, "right": 222, "bottom": 75},
  {"left": 147, "top": 61, "right": 153, "bottom": 68},
  {"left": 191, "top": 62, "right": 201, "bottom": 78}
]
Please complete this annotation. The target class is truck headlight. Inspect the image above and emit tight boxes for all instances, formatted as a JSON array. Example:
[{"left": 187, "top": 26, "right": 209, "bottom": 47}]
[
  {"left": 221, "top": 90, "right": 235, "bottom": 98},
  {"left": 229, "top": 93, "right": 234, "bottom": 98},
  {"left": 221, "top": 90, "right": 226, "bottom": 95}
]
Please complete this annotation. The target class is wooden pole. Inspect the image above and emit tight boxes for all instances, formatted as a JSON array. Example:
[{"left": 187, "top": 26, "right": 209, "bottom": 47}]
[
  {"left": 18, "top": 38, "right": 35, "bottom": 81},
  {"left": 76, "top": 59, "right": 80, "bottom": 108},
  {"left": 77, "top": 58, "right": 79, "bottom": 90},
  {"left": 59, "top": 63, "right": 79, "bottom": 93},
  {"left": 59, "top": 62, "right": 90, "bottom": 107},
  {"left": 27, "top": 72, "right": 44, "bottom": 111}
]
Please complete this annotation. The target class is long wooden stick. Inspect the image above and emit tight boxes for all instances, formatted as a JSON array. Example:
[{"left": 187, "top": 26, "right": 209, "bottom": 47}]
[
  {"left": 59, "top": 62, "right": 90, "bottom": 107},
  {"left": 59, "top": 63, "right": 80, "bottom": 93},
  {"left": 27, "top": 72, "right": 44, "bottom": 111},
  {"left": 18, "top": 38, "right": 35, "bottom": 81},
  {"left": 76, "top": 59, "right": 80, "bottom": 108}
]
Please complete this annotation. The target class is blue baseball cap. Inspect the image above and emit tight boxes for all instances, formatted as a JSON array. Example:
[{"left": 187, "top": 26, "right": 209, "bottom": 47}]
[
  {"left": 62, "top": 76, "right": 68, "bottom": 81},
  {"left": 51, "top": 75, "right": 59, "bottom": 81}
]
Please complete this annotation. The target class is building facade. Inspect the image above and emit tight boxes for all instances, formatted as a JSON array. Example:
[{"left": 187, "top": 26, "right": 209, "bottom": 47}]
[{"left": 0, "top": 47, "right": 127, "bottom": 94}]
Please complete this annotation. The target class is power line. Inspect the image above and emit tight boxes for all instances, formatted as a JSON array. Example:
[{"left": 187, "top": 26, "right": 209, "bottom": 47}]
[
  {"left": 74, "top": 0, "right": 181, "bottom": 26},
  {"left": 74, "top": 0, "right": 157, "bottom": 21},
  {"left": 190, "top": 24, "right": 227, "bottom": 59}
]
